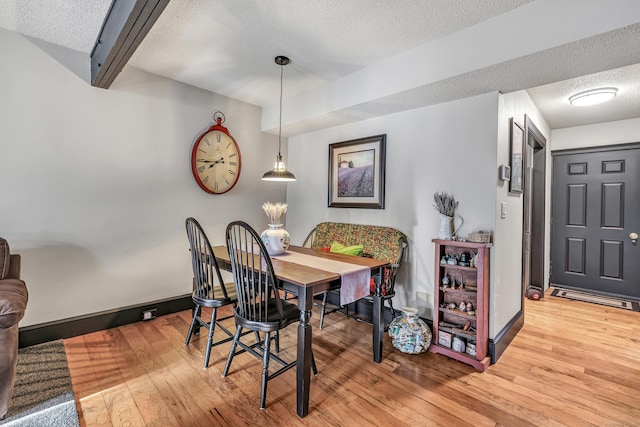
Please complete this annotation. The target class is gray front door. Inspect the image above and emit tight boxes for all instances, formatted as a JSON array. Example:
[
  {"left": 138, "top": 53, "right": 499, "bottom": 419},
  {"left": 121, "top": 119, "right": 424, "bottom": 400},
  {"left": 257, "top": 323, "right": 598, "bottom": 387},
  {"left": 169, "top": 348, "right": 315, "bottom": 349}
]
[{"left": 551, "top": 144, "right": 640, "bottom": 299}]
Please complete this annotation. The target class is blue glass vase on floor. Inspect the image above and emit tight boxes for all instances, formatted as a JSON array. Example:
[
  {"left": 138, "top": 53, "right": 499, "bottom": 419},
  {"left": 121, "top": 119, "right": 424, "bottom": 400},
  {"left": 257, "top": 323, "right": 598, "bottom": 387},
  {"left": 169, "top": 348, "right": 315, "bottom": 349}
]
[{"left": 388, "top": 307, "right": 432, "bottom": 354}]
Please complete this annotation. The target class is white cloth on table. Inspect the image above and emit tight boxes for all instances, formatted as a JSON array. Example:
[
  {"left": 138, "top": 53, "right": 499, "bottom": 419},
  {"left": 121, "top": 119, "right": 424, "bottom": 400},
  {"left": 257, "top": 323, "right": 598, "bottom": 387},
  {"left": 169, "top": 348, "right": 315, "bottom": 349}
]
[{"left": 271, "top": 251, "right": 371, "bottom": 306}]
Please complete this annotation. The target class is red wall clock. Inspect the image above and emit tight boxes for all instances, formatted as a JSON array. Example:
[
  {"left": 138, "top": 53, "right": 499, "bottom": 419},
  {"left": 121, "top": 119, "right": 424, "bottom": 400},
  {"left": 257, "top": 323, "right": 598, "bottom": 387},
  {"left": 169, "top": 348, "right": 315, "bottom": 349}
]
[{"left": 191, "top": 111, "right": 242, "bottom": 194}]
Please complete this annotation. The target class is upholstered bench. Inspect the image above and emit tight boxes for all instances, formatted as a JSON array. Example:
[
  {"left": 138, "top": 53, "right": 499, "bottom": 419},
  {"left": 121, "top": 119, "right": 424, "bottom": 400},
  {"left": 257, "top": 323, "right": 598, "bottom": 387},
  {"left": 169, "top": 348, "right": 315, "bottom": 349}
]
[
  {"left": 302, "top": 222, "right": 407, "bottom": 328},
  {"left": 0, "top": 238, "right": 28, "bottom": 419}
]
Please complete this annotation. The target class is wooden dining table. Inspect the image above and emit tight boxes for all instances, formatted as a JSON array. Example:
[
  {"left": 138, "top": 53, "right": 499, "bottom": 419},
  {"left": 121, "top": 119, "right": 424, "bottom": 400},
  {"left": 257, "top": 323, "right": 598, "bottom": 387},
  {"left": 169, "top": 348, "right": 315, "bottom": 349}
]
[{"left": 212, "top": 245, "right": 390, "bottom": 418}]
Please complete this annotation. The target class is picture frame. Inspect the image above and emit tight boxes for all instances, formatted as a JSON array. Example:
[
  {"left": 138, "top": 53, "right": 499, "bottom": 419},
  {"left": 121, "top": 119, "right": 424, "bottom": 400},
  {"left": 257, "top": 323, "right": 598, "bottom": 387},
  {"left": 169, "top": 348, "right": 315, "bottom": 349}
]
[
  {"left": 509, "top": 118, "right": 524, "bottom": 193},
  {"left": 328, "top": 134, "right": 386, "bottom": 209}
]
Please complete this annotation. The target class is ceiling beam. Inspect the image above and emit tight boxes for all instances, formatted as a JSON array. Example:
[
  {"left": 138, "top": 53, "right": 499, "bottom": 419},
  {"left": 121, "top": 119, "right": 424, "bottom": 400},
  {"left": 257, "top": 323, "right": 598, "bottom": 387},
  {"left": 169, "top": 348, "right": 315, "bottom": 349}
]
[{"left": 90, "top": 0, "right": 169, "bottom": 89}]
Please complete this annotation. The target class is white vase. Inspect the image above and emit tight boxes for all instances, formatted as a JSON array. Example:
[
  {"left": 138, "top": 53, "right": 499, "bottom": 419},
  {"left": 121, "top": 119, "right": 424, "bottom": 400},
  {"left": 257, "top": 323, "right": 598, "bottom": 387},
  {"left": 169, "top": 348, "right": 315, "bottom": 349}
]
[
  {"left": 260, "top": 224, "right": 290, "bottom": 255},
  {"left": 439, "top": 214, "right": 454, "bottom": 240},
  {"left": 438, "top": 214, "right": 464, "bottom": 240}
]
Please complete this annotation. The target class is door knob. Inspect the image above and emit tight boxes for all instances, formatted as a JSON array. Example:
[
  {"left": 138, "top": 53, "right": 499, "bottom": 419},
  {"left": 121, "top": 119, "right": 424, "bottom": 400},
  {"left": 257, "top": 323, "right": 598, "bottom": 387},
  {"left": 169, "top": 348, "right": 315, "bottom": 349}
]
[{"left": 631, "top": 232, "right": 638, "bottom": 244}]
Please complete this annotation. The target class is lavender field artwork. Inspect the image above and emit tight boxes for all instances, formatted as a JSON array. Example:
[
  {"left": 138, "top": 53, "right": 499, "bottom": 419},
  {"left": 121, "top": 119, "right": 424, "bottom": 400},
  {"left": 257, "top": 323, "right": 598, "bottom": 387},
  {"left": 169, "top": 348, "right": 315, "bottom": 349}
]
[
  {"left": 337, "top": 149, "right": 375, "bottom": 197},
  {"left": 328, "top": 134, "right": 386, "bottom": 209}
]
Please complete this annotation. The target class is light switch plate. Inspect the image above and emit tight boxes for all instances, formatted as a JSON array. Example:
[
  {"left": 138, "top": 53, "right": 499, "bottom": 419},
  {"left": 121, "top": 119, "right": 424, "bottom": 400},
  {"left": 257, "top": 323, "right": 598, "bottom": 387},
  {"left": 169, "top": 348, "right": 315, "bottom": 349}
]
[{"left": 501, "top": 202, "right": 507, "bottom": 219}]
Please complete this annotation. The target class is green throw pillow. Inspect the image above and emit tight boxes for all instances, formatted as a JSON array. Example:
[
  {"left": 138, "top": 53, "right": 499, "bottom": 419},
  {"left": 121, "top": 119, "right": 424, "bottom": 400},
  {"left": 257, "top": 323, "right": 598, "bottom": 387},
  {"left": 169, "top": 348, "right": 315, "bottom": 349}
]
[{"left": 330, "top": 241, "right": 364, "bottom": 256}]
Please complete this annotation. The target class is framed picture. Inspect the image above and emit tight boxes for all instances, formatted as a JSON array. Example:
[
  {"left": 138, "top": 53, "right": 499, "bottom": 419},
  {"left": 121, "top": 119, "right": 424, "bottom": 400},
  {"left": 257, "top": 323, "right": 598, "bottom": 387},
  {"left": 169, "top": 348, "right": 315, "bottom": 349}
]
[
  {"left": 328, "top": 134, "right": 386, "bottom": 209},
  {"left": 509, "top": 118, "right": 524, "bottom": 193}
]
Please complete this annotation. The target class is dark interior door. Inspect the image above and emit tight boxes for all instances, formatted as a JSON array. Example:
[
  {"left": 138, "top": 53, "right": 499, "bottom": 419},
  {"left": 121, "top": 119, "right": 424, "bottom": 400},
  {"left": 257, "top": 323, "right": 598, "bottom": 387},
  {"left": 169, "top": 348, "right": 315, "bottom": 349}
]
[{"left": 551, "top": 144, "right": 640, "bottom": 299}]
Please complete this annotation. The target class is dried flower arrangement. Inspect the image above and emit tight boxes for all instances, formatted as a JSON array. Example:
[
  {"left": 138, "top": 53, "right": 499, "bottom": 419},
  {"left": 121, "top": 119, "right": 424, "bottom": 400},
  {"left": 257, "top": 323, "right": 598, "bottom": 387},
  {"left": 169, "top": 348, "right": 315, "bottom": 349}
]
[
  {"left": 262, "top": 201, "right": 288, "bottom": 224},
  {"left": 433, "top": 192, "right": 458, "bottom": 217}
]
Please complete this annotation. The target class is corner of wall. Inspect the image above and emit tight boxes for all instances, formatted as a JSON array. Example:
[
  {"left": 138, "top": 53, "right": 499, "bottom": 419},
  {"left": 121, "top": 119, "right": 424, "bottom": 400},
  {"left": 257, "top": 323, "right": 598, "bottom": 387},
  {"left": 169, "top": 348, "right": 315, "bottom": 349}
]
[{"left": 491, "top": 90, "right": 551, "bottom": 339}]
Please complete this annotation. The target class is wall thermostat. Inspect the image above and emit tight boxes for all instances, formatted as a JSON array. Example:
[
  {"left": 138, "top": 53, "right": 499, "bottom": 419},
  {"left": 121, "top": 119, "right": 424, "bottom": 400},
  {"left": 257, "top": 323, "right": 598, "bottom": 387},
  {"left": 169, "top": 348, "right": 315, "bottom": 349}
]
[{"left": 499, "top": 164, "right": 511, "bottom": 181}]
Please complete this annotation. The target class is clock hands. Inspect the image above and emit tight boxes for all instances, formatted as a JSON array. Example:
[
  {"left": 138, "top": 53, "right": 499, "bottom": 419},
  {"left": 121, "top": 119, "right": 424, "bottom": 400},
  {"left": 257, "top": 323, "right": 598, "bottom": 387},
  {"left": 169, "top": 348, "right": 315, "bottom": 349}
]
[{"left": 197, "top": 157, "right": 225, "bottom": 167}]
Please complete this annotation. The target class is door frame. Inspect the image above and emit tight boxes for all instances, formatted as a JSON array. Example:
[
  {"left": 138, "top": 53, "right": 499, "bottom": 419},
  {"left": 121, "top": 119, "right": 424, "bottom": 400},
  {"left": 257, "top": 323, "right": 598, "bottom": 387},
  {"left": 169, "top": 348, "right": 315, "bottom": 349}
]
[{"left": 522, "top": 115, "right": 547, "bottom": 304}]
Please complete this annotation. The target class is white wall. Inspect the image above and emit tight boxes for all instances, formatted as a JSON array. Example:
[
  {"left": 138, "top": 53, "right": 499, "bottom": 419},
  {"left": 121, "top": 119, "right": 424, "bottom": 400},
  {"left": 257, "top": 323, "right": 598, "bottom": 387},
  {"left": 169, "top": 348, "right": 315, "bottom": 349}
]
[
  {"left": 0, "top": 29, "right": 287, "bottom": 326},
  {"left": 495, "top": 91, "right": 551, "bottom": 337},
  {"left": 286, "top": 93, "right": 499, "bottom": 330},
  {"left": 551, "top": 117, "right": 640, "bottom": 151}
]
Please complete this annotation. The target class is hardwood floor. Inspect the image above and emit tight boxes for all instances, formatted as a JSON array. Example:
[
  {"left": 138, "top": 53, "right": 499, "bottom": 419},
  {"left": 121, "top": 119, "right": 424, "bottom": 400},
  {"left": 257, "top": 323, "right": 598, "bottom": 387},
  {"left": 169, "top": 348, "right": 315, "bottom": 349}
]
[{"left": 65, "top": 293, "right": 640, "bottom": 426}]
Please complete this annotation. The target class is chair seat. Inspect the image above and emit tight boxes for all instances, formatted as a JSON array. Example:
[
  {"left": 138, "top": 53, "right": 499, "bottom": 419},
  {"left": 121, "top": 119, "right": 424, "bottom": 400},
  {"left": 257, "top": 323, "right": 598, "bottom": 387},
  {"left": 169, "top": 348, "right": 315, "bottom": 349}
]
[
  {"left": 362, "top": 291, "right": 395, "bottom": 301},
  {"left": 192, "top": 281, "right": 237, "bottom": 308},
  {"left": 236, "top": 298, "right": 299, "bottom": 332}
]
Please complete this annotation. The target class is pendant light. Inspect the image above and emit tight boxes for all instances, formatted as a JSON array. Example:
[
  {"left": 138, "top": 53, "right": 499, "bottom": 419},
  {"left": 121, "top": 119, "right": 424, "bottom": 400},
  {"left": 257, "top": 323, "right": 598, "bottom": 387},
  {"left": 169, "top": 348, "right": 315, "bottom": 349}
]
[{"left": 262, "top": 56, "right": 296, "bottom": 182}]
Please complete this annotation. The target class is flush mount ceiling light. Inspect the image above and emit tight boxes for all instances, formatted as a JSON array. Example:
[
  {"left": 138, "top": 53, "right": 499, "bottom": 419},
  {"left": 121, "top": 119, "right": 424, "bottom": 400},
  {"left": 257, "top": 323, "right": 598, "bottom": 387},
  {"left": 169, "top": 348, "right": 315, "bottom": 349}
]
[
  {"left": 262, "top": 56, "right": 296, "bottom": 182},
  {"left": 568, "top": 87, "right": 618, "bottom": 106}
]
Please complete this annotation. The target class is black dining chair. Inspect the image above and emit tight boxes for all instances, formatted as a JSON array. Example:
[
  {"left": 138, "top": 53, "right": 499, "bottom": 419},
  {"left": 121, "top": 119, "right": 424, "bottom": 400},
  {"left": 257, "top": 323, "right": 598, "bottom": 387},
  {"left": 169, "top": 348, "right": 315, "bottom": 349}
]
[
  {"left": 222, "top": 220, "right": 317, "bottom": 409},
  {"left": 184, "top": 217, "right": 238, "bottom": 368}
]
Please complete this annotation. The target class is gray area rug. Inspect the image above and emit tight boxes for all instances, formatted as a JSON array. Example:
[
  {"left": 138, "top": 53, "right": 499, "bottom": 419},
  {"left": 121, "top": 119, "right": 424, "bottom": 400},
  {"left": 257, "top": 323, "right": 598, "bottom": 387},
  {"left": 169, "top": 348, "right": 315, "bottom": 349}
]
[
  {"left": 0, "top": 340, "right": 79, "bottom": 426},
  {"left": 550, "top": 287, "right": 640, "bottom": 312}
]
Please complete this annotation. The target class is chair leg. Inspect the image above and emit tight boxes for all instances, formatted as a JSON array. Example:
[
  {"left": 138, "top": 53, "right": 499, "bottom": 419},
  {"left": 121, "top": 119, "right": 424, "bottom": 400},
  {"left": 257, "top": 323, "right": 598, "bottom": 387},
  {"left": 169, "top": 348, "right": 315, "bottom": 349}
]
[
  {"left": 260, "top": 332, "right": 272, "bottom": 409},
  {"left": 203, "top": 308, "right": 217, "bottom": 368},
  {"left": 194, "top": 305, "right": 202, "bottom": 335},
  {"left": 311, "top": 349, "right": 318, "bottom": 375},
  {"left": 185, "top": 304, "right": 200, "bottom": 345},
  {"left": 388, "top": 299, "right": 396, "bottom": 320},
  {"left": 222, "top": 326, "right": 242, "bottom": 377},
  {"left": 319, "top": 291, "right": 329, "bottom": 329},
  {"left": 275, "top": 330, "right": 280, "bottom": 353}
]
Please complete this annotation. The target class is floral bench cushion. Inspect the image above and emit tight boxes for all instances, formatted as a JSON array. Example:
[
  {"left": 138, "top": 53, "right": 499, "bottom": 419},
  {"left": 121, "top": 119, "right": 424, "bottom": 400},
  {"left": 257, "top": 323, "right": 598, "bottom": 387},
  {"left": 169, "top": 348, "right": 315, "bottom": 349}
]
[{"left": 311, "top": 222, "right": 406, "bottom": 265}]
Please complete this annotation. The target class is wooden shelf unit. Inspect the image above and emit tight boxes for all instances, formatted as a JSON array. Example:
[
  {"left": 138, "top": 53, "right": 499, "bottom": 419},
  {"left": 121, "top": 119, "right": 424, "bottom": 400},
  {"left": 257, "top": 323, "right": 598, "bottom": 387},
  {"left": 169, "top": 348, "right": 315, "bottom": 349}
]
[{"left": 430, "top": 239, "right": 491, "bottom": 371}]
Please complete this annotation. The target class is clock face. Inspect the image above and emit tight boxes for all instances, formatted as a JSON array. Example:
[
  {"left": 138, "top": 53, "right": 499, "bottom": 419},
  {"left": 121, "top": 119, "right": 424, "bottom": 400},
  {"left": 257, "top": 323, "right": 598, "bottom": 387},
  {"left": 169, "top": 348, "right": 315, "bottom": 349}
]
[{"left": 191, "top": 129, "right": 242, "bottom": 194}]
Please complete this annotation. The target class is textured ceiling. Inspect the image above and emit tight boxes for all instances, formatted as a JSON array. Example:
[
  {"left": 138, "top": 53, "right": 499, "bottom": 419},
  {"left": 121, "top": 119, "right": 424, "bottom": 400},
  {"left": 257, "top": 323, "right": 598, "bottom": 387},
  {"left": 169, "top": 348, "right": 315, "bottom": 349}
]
[
  {"left": 1, "top": 0, "right": 639, "bottom": 132},
  {"left": 128, "top": 0, "right": 535, "bottom": 105},
  {"left": 527, "top": 62, "right": 640, "bottom": 129},
  {"left": 0, "top": 0, "right": 111, "bottom": 52}
]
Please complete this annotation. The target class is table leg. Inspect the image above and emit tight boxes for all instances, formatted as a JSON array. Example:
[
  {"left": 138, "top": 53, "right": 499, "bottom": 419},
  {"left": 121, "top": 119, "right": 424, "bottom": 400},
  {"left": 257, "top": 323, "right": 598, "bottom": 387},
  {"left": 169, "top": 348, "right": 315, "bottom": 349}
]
[
  {"left": 372, "top": 267, "right": 383, "bottom": 363},
  {"left": 296, "top": 288, "right": 313, "bottom": 417}
]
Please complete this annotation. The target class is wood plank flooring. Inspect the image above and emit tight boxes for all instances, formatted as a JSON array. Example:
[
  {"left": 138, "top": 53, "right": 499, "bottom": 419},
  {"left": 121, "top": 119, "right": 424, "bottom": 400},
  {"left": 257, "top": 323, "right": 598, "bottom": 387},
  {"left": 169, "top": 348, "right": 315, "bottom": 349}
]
[{"left": 64, "top": 293, "right": 640, "bottom": 426}]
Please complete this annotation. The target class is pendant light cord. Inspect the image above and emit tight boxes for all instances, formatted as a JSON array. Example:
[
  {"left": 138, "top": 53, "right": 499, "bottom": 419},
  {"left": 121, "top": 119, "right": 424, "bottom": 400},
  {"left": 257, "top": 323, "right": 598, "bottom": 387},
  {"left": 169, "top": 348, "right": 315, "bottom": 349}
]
[
  {"left": 278, "top": 62, "right": 283, "bottom": 157},
  {"left": 261, "top": 56, "right": 295, "bottom": 181}
]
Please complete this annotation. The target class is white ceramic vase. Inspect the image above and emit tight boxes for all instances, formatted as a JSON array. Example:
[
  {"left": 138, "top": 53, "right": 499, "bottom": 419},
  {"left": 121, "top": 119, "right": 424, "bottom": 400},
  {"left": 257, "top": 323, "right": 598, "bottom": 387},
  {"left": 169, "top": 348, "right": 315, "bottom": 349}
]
[
  {"left": 260, "top": 224, "right": 290, "bottom": 255},
  {"left": 438, "top": 214, "right": 463, "bottom": 240},
  {"left": 439, "top": 214, "right": 454, "bottom": 240}
]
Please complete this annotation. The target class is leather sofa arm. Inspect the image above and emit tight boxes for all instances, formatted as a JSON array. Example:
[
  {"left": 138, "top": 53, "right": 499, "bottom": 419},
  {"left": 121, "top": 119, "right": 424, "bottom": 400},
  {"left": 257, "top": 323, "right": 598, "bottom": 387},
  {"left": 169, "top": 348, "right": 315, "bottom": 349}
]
[
  {"left": 7, "top": 254, "right": 20, "bottom": 280},
  {"left": 0, "top": 278, "right": 28, "bottom": 329}
]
